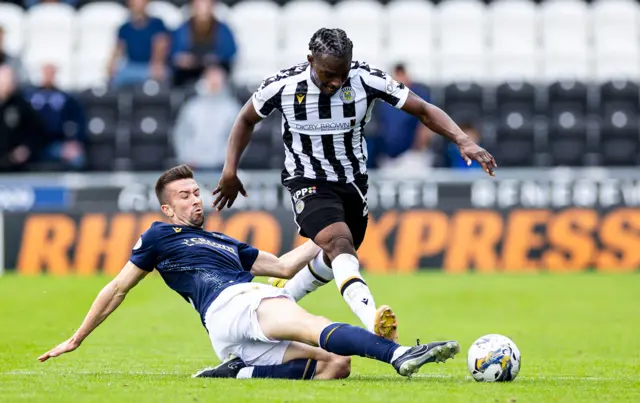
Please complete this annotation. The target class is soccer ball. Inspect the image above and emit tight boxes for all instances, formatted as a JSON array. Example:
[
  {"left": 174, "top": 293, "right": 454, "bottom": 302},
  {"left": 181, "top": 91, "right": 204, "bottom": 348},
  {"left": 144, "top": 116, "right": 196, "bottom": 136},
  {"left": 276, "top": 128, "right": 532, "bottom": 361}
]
[{"left": 467, "top": 334, "right": 521, "bottom": 382}]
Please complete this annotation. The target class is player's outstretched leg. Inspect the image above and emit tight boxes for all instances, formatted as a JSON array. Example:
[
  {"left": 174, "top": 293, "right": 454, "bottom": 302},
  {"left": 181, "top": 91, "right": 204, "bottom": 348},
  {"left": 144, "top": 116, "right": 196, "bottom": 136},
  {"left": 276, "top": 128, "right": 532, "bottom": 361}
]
[
  {"left": 194, "top": 342, "right": 351, "bottom": 380},
  {"left": 256, "top": 296, "right": 459, "bottom": 378},
  {"left": 313, "top": 222, "right": 398, "bottom": 341},
  {"left": 269, "top": 250, "right": 334, "bottom": 301}
]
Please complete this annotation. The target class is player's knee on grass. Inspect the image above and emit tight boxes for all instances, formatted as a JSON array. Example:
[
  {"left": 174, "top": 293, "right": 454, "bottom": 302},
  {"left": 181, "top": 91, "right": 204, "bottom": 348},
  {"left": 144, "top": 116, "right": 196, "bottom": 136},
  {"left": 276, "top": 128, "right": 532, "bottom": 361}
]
[
  {"left": 315, "top": 355, "right": 351, "bottom": 380},
  {"left": 314, "top": 222, "right": 357, "bottom": 261}
]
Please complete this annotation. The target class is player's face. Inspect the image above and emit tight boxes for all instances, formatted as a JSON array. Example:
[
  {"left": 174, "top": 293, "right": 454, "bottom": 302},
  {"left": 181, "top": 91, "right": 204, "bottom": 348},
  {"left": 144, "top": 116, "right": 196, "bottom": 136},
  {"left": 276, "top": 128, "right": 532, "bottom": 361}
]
[
  {"left": 308, "top": 53, "right": 352, "bottom": 96},
  {"left": 163, "top": 179, "right": 205, "bottom": 227}
]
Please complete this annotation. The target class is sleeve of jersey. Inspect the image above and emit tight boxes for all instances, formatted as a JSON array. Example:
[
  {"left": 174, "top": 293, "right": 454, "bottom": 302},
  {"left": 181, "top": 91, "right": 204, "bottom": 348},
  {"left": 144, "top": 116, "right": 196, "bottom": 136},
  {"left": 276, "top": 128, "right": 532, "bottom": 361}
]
[
  {"left": 252, "top": 79, "right": 284, "bottom": 118},
  {"left": 237, "top": 242, "right": 260, "bottom": 271},
  {"left": 129, "top": 228, "right": 158, "bottom": 272},
  {"left": 362, "top": 68, "right": 410, "bottom": 109}
]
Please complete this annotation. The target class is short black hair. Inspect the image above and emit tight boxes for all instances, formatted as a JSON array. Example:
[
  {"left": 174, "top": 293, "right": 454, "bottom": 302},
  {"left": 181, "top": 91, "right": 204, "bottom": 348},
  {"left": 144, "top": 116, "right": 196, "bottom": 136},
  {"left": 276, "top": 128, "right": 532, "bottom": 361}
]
[
  {"left": 309, "top": 28, "right": 353, "bottom": 58},
  {"left": 155, "top": 164, "right": 194, "bottom": 205}
]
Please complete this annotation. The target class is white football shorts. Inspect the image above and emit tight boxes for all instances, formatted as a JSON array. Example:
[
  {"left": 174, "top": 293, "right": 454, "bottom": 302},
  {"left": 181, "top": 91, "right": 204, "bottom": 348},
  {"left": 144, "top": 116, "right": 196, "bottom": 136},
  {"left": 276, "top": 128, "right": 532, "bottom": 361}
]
[{"left": 204, "top": 282, "right": 293, "bottom": 365}]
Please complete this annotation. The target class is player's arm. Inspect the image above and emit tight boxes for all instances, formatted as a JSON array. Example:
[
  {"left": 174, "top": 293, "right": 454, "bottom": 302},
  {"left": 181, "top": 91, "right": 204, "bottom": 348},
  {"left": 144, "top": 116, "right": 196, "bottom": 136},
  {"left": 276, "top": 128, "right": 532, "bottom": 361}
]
[
  {"left": 213, "top": 78, "right": 282, "bottom": 211},
  {"left": 250, "top": 240, "right": 321, "bottom": 279},
  {"left": 38, "top": 261, "right": 149, "bottom": 362},
  {"left": 401, "top": 92, "right": 497, "bottom": 176}
]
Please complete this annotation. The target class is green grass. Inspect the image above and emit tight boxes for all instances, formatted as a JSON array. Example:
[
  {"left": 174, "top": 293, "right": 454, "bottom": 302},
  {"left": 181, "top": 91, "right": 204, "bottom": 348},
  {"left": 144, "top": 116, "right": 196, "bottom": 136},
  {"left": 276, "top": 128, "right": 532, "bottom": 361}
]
[{"left": 1, "top": 272, "right": 639, "bottom": 403}]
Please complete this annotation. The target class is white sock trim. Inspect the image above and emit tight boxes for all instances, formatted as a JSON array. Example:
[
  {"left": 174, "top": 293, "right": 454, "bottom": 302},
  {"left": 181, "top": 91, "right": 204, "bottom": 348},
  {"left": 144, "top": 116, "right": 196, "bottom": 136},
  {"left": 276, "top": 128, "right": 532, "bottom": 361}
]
[
  {"left": 236, "top": 366, "right": 254, "bottom": 379},
  {"left": 391, "top": 346, "right": 410, "bottom": 364}
]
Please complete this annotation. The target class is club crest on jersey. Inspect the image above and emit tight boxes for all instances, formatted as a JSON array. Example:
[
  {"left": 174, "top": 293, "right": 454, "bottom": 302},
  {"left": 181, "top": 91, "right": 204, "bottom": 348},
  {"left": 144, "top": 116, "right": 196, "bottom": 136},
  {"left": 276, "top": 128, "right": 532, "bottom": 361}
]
[
  {"left": 296, "top": 94, "right": 306, "bottom": 104},
  {"left": 340, "top": 86, "right": 355, "bottom": 103},
  {"left": 295, "top": 199, "right": 305, "bottom": 214},
  {"left": 173, "top": 227, "right": 182, "bottom": 233}
]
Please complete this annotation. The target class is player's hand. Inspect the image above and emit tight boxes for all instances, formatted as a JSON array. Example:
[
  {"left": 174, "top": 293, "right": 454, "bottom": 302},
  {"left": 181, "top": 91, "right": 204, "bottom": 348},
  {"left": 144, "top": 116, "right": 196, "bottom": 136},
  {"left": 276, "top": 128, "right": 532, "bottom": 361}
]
[
  {"left": 459, "top": 141, "right": 497, "bottom": 177},
  {"left": 212, "top": 170, "right": 248, "bottom": 211},
  {"left": 38, "top": 338, "right": 80, "bottom": 362}
]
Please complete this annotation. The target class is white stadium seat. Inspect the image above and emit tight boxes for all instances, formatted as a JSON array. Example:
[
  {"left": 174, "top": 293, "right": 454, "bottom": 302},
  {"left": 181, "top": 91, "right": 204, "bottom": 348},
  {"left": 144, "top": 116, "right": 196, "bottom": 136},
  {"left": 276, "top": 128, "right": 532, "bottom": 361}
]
[
  {"left": 488, "top": 0, "right": 538, "bottom": 82},
  {"left": 77, "top": 3, "right": 127, "bottom": 61},
  {"left": 592, "top": 0, "right": 640, "bottom": 81},
  {"left": 334, "top": 0, "right": 385, "bottom": 68},
  {"left": 540, "top": 0, "right": 590, "bottom": 81},
  {"left": 180, "top": 2, "right": 231, "bottom": 22},
  {"left": 229, "top": 0, "right": 281, "bottom": 87},
  {"left": 24, "top": 3, "right": 76, "bottom": 89},
  {"left": 437, "top": 0, "right": 488, "bottom": 83},
  {"left": 147, "top": 1, "right": 183, "bottom": 31},
  {"left": 0, "top": 3, "right": 25, "bottom": 56},
  {"left": 385, "top": 0, "right": 436, "bottom": 83},
  {"left": 281, "top": 0, "right": 333, "bottom": 67}
]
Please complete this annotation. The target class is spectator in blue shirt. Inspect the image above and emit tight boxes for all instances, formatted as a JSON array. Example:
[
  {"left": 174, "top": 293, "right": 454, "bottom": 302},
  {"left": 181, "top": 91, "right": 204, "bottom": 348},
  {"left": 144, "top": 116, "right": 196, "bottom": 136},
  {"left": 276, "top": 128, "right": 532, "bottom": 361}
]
[
  {"left": 171, "top": 0, "right": 237, "bottom": 87},
  {"left": 108, "top": 0, "right": 170, "bottom": 88},
  {"left": 375, "top": 63, "right": 434, "bottom": 172},
  {"left": 26, "top": 64, "right": 87, "bottom": 170}
]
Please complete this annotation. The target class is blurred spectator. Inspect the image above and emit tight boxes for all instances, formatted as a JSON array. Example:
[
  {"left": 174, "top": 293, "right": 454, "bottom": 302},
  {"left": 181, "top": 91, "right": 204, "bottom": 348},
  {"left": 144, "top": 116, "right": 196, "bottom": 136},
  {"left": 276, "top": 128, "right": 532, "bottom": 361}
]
[
  {"left": 25, "top": 64, "right": 87, "bottom": 170},
  {"left": 0, "top": 65, "right": 47, "bottom": 172},
  {"left": 171, "top": 0, "right": 237, "bottom": 87},
  {"left": 108, "top": 0, "right": 170, "bottom": 88},
  {"left": 376, "top": 63, "right": 434, "bottom": 172},
  {"left": 0, "top": 26, "right": 29, "bottom": 86},
  {"left": 445, "top": 121, "right": 484, "bottom": 169},
  {"left": 172, "top": 63, "right": 241, "bottom": 170}
]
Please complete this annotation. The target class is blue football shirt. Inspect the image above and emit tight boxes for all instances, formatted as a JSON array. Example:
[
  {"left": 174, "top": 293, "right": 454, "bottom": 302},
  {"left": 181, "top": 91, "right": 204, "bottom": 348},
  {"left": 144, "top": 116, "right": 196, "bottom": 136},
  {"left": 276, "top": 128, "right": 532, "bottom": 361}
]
[{"left": 129, "top": 222, "right": 259, "bottom": 324}]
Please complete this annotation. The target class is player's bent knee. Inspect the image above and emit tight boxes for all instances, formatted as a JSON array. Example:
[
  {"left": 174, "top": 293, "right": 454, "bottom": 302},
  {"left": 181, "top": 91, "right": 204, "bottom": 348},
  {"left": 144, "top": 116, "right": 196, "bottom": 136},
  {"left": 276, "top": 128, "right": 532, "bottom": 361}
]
[
  {"left": 332, "top": 356, "right": 351, "bottom": 380},
  {"left": 323, "top": 235, "right": 356, "bottom": 261}
]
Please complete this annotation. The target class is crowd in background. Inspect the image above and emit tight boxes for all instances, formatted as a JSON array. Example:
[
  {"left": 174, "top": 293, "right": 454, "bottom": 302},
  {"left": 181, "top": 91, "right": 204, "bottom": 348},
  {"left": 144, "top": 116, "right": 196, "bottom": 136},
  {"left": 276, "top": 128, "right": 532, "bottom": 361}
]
[{"left": 0, "top": 0, "right": 477, "bottom": 173}]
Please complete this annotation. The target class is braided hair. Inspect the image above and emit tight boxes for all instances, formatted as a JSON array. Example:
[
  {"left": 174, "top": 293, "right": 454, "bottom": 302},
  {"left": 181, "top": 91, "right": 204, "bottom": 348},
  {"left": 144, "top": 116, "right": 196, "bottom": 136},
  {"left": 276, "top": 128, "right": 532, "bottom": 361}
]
[{"left": 308, "top": 28, "right": 353, "bottom": 58}]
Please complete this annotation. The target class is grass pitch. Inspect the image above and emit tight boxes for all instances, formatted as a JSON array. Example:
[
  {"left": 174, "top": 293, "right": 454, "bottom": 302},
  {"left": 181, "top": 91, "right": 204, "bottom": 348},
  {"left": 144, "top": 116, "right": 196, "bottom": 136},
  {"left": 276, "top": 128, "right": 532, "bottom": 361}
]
[{"left": 1, "top": 272, "right": 639, "bottom": 403}]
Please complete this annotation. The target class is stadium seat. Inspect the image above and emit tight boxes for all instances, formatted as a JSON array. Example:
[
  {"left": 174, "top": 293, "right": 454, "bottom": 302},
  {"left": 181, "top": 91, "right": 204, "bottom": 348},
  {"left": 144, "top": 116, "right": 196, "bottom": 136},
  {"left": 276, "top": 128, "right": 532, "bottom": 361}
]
[
  {"left": 547, "top": 80, "right": 589, "bottom": 116},
  {"left": 80, "top": 87, "right": 120, "bottom": 171},
  {"left": 495, "top": 81, "right": 538, "bottom": 115},
  {"left": 334, "top": 0, "right": 385, "bottom": 68},
  {"left": 599, "top": 80, "right": 640, "bottom": 115},
  {"left": 443, "top": 82, "right": 484, "bottom": 122},
  {"left": 228, "top": 0, "right": 281, "bottom": 87},
  {"left": 180, "top": 2, "right": 231, "bottom": 22},
  {"left": 592, "top": 0, "right": 640, "bottom": 81},
  {"left": 130, "top": 80, "right": 172, "bottom": 112},
  {"left": 385, "top": 0, "right": 436, "bottom": 83},
  {"left": 76, "top": 3, "right": 128, "bottom": 89},
  {"left": 599, "top": 107, "right": 640, "bottom": 166},
  {"left": 281, "top": 0, "right": 333, "bottom": 67},
  {"left": 24, "top": 3, "right": 76, "bottom": 89},
  {"left": 147, "top": 1, "right": 184, "bottom": 30},
  {"left": 0, "top": 3, "right": 25, "bottom": 56},
  {"left": 487, "top": 0, "right": 538, "bottom": 82},
  {"left": 493, "top": 108, "right": 537, "bottom": 167},
  {"left": 547, "top": 108, "right": 590, "bottom": 166},
  {"left": 437, "top": 0, "right": 489, "bottom": 83},
  {"left": 540, "top": 0, "right": 590, "bottom": 82},
  {"left": 129, "top": 108, "right": 171, "bottom": 171}
]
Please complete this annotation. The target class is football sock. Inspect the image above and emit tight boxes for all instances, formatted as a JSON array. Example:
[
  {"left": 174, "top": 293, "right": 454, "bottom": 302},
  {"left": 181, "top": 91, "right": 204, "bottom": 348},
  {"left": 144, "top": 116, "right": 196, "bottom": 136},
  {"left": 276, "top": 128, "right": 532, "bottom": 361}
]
[
  {"left": 319, "top": 322, "right": 401, "bottom": 364},
  {"left": 283, "top": 251, "right": 334, "bottom": 301},
  {"left": 240, "top": 359, "right": 317, "bottom": 380},
  {"left": 332, "top": 253, "right": 377, "bottom": 332}
]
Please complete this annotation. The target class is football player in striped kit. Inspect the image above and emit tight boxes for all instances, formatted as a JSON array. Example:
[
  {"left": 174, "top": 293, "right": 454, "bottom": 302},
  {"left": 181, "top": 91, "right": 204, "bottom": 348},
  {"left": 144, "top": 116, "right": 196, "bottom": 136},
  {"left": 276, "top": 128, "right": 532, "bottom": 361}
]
[{"left": 213, "top": 28, "right": 496, "bottom": 342}]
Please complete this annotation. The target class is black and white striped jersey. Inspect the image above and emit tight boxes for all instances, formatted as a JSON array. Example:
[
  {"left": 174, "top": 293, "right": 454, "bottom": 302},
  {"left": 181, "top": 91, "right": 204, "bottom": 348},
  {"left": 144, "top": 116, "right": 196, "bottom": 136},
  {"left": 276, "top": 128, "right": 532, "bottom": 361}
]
[{"left": 252, "top": 61, "right": 410, "bottom": 183}]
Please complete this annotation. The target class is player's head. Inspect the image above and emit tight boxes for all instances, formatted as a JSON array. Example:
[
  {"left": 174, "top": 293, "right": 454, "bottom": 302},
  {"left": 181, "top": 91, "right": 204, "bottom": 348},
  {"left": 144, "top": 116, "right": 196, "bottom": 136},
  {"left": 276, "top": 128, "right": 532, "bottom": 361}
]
[
  {"left": 307, "top": 28, "right": 353, "bottom": 96},
  {"left": 155, "top": 164, "right": 205, "bottom": 228}
]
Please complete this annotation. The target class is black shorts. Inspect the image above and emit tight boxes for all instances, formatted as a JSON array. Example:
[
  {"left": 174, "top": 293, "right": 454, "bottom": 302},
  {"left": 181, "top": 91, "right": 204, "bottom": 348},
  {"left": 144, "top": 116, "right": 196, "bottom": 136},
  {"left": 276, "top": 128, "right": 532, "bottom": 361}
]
[{"left": 284, "top": 176, "right": 369, "bottom": 249}]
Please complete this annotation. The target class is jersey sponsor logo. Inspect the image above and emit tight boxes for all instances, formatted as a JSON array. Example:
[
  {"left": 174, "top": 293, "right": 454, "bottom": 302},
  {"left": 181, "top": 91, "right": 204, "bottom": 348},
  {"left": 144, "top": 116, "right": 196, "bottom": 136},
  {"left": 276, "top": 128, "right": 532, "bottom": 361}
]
[
  {"left": 296, "top": 94, "right": 306, "bottom": 104},
  {"left": 340, "top": 86, "right": 355, "bottom": 103},
  {"left": 292, "top": 122, "right": 352, "bottom": 131},
  {"left": 182, "top": 237, "right": 237, "bottom": 255},
  {"left": 173, "top": 227, "right": 182, "bottom": 233}
]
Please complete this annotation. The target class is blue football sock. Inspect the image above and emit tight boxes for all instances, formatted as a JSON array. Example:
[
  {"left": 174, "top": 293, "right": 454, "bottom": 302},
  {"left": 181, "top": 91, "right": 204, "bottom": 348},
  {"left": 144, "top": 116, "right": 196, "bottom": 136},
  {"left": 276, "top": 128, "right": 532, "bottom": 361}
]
[
  {"left": 319, "top": 323, "right": 399, "bottom": 363},
  {"left": 251, "top": 359, "right": 317, "bottom": 380}
]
